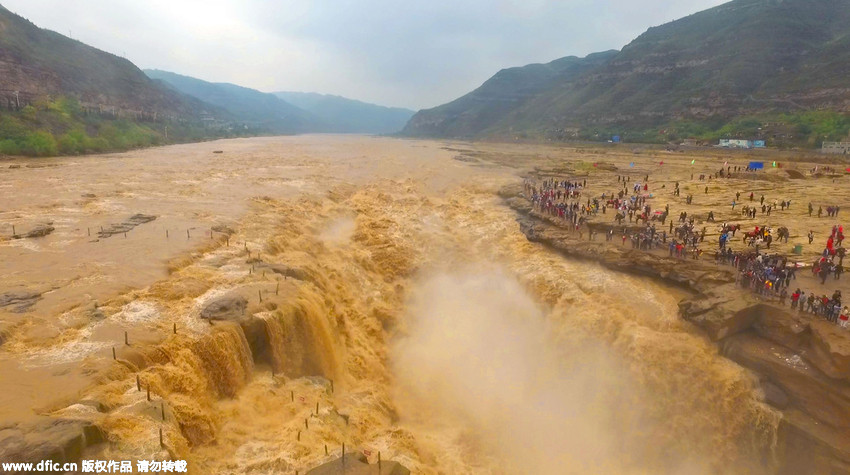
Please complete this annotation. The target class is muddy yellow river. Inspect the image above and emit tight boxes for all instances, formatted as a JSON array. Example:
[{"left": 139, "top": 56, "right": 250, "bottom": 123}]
[{"left": 0, "top": 136, "right": 778, "bottom": 474}]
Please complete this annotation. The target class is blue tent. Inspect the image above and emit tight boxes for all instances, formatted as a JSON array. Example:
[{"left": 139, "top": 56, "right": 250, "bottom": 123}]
[{"left": 748, "top": 161, "right": 764, "bottom": 169}]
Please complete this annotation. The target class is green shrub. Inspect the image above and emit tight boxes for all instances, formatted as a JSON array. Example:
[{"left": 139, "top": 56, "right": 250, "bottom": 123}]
[
  {"left": 0, "top": 139, "right": 21, "bottom": 155},
  {"left": 23, "top": 131, "right": 58, "bottom": 156},
  {"left": 0, "top": 114, "right": 28, "bottom": 140}
]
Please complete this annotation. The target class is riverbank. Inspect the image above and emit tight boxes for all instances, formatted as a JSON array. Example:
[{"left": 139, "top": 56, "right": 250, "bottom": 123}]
[{"left": 501, "top": 183, "right": 850, "bottom": 474}]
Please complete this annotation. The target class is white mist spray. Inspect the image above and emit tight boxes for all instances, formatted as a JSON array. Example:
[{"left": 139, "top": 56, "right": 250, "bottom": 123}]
[{"left": 392, "top": 267, "right": 659, "bottom": 474}]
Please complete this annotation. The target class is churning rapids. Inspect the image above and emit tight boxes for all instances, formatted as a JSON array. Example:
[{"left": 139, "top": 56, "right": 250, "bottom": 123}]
[{"left": 0, "top": 136, "right": 779, "bottom": 474}]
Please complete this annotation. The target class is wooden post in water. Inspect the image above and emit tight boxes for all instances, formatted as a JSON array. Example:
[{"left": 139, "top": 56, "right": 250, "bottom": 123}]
[
  {"left": 159, "top": 427, "right": 163, "bottom": 448},
  {"left": 146, "top": 386, "right": 151, "bottom": 402},
  {"left": 290, "top": 391, "right": 294, "bottom": 402},
  {"left": 297, "top": 430, "right": 300, "bottom": 441},
  {"left": 161, "top": 402, "right": 165, "bottom": 421},
  {"left": 173, "top": 323, "right": 177, "bottom": 334},
  {"left": 166, "top": 229, "right": 169, "bottom": 239},
  {"left": 136, "top": 375, "right": 141, "bottom": 391},
  {"left": 330, "top": 379, "right": 334, "bottom": 394},
  {"left": 316, "top": 401, "right": 319, "bottom": 415},
  {"left": 87, "top": 227, "right": 90, "bottom": 237},
  {"left": 186, "top": 229, "right": 190, "bottom": 239},
  {"left": 259, "top": 290, "right": 262, "bottom": 303},
  {"left": 325, "top": 444, "right": 328, "bottom": 455},
  {"left": 342, "top": 443, "right": 345, "bottom": 463},
  {"left": 305, "top": 418, "right": 309, "bottom": 430},
  {"left": 276, "top": 282, "right": 279, "bottom": 295},
  {"left": 124, "top": 331, "right": 129, "bottom": 346},
  {"left": 378, "top": 451, "right": 381, "bottom": 473},
  {"left": 112, "top": 347, "right": 116, "bottom": 360},
  {"left": 12, "top": 225, "right": 15, "bottom": 236}
]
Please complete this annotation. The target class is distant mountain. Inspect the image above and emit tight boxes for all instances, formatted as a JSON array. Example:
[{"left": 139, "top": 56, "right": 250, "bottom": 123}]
[
  {"left": 403, "top": 0, "right": 850, "bottom": 145},
  {"left": 0, "top": 4, "right": 208, "bottom": 119},
  {"left": 145, "top": 70, "right": 322, "bottom": 134},
  {"left": 273, "top": 92, "right": 415, "bottom": 134}
]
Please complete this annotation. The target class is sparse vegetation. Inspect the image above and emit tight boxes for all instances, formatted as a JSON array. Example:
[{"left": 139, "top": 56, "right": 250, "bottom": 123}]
[{"left": 0, "top": 96, "right": 250, "bottom": 157}]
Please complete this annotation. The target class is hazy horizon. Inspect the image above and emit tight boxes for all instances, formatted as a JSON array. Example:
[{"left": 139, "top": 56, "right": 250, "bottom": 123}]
[{"left": 2, "top": 0, "right": 726, "bottom": 111}]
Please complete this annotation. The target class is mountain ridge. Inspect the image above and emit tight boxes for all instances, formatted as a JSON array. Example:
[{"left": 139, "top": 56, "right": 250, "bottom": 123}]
[
  {"left": 0, "top": 4, "right": 208, "bottom": 119},
  {"left": 402, "top": 0, "right": 850, "bottom": 146},
  {"left": 273, "top": 91, "right": 414, "bottom": 134},
  {"left": 0, "top": 4, "right": 234, "bottom": 156},
  {"left": 147, "top": 70, "right": 417, "bottom": 135},
  {"left": 145, "top": 69, "right": 322, "bottom": 134}
]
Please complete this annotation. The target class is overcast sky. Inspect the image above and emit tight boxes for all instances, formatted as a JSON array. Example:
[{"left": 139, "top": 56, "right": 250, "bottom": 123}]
[{"left": 3, "top": 0, "right": 726, "bottom": 110}]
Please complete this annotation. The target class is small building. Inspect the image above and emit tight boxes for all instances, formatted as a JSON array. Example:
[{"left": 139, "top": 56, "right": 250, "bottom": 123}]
[
  {"left": 681, "top": 138, "right": 699, "bottom": 146},
  {"left": 719, "top": 139, "right": 754, "bottom": 149},
  {"left": 821, "top": 142, "right": 850, "bottom": 154},
  {"left": 753, "top": 140, "right": 766, "bottom": 148}
]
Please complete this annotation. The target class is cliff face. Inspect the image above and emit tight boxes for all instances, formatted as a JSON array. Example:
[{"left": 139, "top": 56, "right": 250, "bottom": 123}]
[
  {"left": 403, "top": 0, "right": 850, "bottom": 138},
  {"left": 501, "top": 185, "right": 850, "bottom": 474},
  {"left": 0, "top": 4, "right": 203, "bottom": 118}
]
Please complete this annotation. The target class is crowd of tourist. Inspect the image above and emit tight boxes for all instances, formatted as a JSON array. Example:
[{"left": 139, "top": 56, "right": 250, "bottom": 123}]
[{"left": 522, "top": 168, "right": 849, "bottom": 329}]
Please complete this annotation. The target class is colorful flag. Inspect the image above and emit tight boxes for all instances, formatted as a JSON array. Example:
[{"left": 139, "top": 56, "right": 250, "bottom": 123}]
[
  {"left": 691, "top": 159, "right": 695, "bottom": 165},
  {"left": 629, "top": 162, "right": 634, "bottom": 167},
  {"left": 772, "top": 161, "right": 777, "bottom": 168}
]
